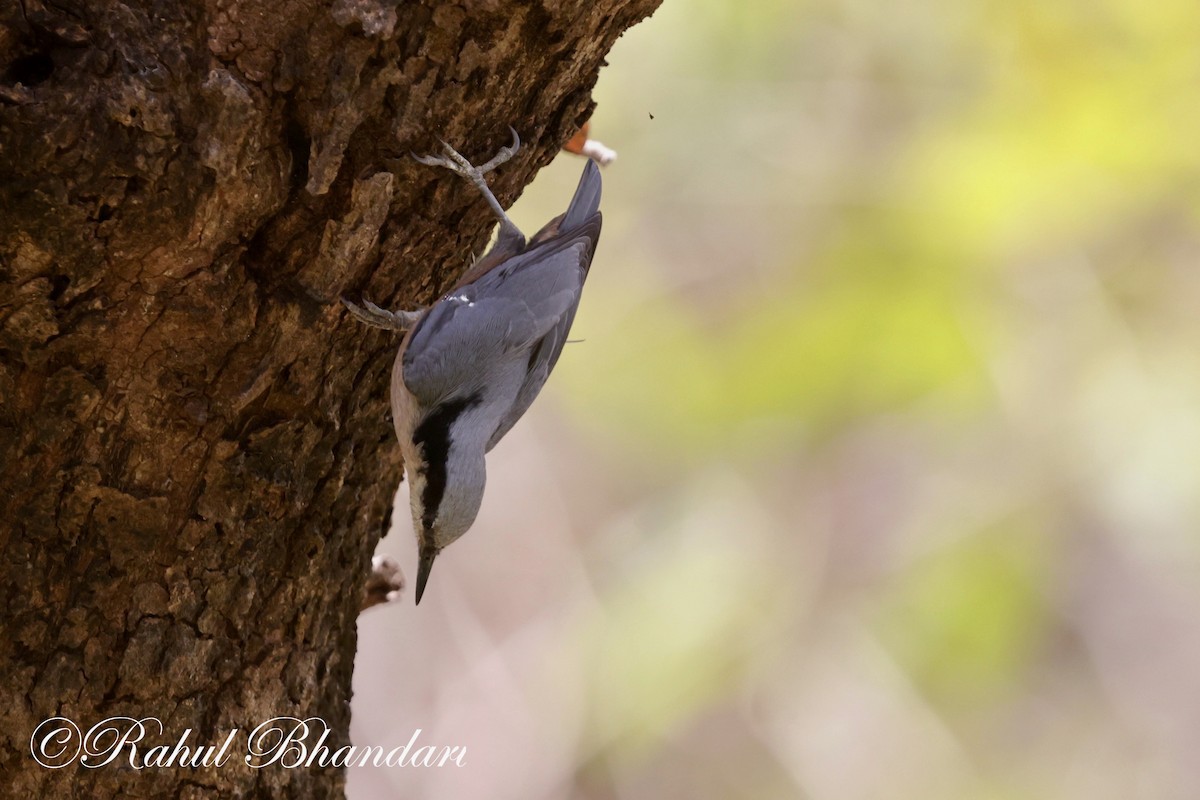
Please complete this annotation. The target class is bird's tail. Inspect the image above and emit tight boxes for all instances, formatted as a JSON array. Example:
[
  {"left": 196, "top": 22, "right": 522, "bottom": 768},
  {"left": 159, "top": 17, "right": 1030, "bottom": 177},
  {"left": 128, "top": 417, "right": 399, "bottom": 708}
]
[{"left": 561, "top": 160, "right": 602, "bottom": 232}]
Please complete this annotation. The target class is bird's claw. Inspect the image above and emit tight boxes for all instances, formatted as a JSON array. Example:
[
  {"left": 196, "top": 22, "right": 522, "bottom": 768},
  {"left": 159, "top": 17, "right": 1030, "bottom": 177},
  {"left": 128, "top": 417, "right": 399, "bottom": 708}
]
[
  {"left": 476, "top": 127, "right": 520, "bottom": 173},
  {"left": 411, "top": 127, "right": 520, "bottom": 178},
  {"left": 341, "top": 297, "right": 424, "bottom": 332}
]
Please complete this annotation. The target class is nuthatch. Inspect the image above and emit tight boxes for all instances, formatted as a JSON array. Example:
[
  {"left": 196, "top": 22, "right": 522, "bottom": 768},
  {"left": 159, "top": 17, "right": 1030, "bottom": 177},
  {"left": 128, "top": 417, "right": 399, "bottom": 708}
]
[{"left": 344, "top": 129, "right": 602, "bottom": 604}]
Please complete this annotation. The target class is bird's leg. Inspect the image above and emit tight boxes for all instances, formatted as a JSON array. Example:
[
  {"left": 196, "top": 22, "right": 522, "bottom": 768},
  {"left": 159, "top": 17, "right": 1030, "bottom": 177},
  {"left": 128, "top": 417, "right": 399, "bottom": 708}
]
[
  {"left": 341, "top": 297, "right": 425, "bottom": 332},
  {"left": 412, "top": 127, "right": 525, "bottom": 246}
]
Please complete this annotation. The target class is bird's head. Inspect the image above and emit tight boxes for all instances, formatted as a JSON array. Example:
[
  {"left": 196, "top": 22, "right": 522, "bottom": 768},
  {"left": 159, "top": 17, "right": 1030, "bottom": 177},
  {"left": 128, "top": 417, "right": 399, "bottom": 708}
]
[{"left": 405, "top": 401, "right": 488, "bottom": 603}]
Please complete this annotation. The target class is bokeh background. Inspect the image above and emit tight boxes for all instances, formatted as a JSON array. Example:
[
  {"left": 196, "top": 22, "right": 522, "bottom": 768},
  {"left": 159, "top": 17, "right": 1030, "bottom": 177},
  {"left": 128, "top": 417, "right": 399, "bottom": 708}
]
[{"left": 351, "top": 1, "right": 1200, "bottom": 798}]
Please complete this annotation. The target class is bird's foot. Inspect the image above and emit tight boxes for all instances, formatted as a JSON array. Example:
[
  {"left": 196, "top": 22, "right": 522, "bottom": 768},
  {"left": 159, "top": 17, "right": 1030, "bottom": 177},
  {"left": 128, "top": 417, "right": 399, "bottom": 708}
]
[
  {"left": 341, "top": 297, "right": 424, "bottom": 332},
  {"left": 412, "top": 128, "right": 524, "bottom": 241},
  {"left": 412, "top": 126, "right": 520, "bottom": 179}
]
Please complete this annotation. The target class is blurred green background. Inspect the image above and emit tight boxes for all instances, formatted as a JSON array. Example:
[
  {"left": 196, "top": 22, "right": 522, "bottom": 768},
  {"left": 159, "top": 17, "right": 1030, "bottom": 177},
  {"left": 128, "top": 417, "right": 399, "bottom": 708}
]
[{"left": 352, "top": 1, "right": 1200, "bottom": 798}]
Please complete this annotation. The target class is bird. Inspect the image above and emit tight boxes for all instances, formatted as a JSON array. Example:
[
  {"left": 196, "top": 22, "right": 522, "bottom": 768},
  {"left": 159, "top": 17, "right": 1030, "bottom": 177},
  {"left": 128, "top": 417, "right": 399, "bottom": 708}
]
[{"left": 343, "top": 128, "right": 602, "bottom": 605}]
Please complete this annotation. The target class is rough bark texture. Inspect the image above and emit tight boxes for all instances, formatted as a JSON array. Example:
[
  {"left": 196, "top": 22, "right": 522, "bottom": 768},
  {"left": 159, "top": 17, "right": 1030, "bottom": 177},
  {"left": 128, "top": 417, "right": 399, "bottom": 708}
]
[{"left": 0, "top": 0, "right": 659, "bottom": 796}]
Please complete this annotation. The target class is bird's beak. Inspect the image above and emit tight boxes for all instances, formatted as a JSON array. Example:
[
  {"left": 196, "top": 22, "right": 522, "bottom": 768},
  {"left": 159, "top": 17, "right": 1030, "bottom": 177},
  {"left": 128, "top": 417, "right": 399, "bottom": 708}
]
[{"left": 415, "top": 542, "right": 438, "bottom": 605}]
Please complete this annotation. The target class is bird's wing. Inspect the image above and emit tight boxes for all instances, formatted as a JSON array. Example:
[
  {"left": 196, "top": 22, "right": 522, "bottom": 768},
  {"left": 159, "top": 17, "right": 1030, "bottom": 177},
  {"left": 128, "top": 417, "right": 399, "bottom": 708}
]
[
  {"left": 400, "top": 220, "right": 600, "bottom": 407},
  {"left": 483, "top": 297, "right": 577, "bottom": 451}
]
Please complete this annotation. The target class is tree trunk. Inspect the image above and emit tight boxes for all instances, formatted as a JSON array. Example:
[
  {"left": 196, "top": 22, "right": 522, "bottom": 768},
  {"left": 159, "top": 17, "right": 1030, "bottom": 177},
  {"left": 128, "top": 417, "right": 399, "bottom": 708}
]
[{"left": 0, "top": 0, "right": 659, "bottom": 795}]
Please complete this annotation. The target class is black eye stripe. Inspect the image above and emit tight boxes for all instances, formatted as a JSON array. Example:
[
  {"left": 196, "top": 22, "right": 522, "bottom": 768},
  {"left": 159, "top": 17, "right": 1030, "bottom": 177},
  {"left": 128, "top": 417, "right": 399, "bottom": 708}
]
[{"left": 412, "top": 393, "right": 482, "bottom": 530}]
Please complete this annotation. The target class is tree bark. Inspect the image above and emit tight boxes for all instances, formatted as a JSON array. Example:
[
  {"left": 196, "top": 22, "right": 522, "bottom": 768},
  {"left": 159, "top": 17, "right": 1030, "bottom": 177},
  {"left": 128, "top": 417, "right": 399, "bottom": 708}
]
[{"left": 0, "top": 0, "right": 659, "bottom": 796}]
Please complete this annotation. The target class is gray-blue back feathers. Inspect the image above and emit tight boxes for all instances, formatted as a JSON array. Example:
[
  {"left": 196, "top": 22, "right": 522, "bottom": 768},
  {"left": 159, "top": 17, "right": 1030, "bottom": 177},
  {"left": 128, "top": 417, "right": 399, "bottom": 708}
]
[{"left": 399, "top": 160, "right": 603, "bottom": 450}]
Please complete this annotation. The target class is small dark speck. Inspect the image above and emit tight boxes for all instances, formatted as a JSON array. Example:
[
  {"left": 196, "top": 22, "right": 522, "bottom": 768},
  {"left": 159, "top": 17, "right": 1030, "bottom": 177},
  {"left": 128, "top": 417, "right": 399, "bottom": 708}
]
[{"left": 649, "top": 113, "right": 655, "bottom": 120}]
